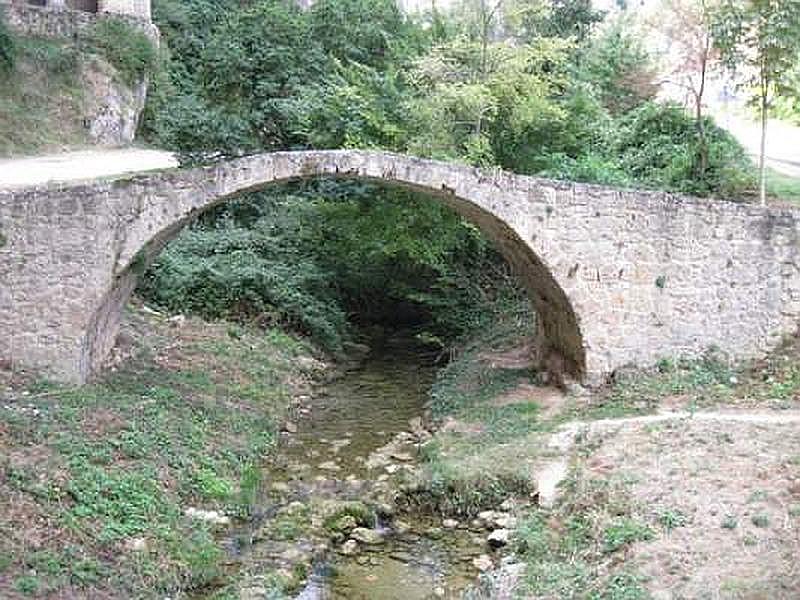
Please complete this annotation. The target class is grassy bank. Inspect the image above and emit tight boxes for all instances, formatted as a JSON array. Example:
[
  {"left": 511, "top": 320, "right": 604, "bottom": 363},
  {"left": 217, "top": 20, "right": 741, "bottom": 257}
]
[
  {"left": 0, "top": 13, "right": 157, "bottom": 157},
  {"left": 766, "top": 168, "right": 800, "bottom": 207},
  {"left": 407, "top": 309, "right": 800, "bottom": 598},
  {"left": 0, "top": 302, "right": 324, "bottom": 598},
  {"left": 0, "top": 36, "right": 87, "bottom": 156}
]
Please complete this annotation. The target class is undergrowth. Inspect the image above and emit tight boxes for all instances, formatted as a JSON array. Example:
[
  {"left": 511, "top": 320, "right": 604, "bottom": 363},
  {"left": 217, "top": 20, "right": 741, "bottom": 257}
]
[
  {"left": 89, "top": 18, "right": 158, "bottom": 86},
  {"left": 0, "top": 37, "right": 85, "bottom": 155},
  {"left": 0, "top": 305, "right": 318, "bottom": 598}
]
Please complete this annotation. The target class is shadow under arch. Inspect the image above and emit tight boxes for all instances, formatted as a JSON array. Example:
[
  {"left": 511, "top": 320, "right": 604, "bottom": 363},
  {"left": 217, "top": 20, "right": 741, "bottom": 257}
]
[{"left": 82, "top": 151, "right": 586, "bottom": 384}]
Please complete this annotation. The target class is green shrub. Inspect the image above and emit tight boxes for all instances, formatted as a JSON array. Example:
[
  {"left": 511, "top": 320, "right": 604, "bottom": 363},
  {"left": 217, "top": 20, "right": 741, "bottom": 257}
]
[
  {"left": 615, "top": 101, "right": 755, "bottom": 197},
  {"left": 602, "top": 518, "right": 653, "bottom": 553},
  {"left": 19, "top": 37, "right": 79, "bottom": 77},
  {"left": 0, "top": 8, "right": 15, "bottom": 75},
  {"left": 89, "top": 18, "right": 157, "bottom": 85},
  {"left": 139, "top": 193, "right": 349, "bottom": 353}
]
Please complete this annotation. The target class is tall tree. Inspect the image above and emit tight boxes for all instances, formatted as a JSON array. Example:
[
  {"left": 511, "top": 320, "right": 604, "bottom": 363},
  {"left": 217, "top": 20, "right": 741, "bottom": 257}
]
[
  {"left": 655, "top": 0, "right": 719, "bottom": 177},
  {"left": 713, "top": 0, "right": 800, "bottom": 204}
]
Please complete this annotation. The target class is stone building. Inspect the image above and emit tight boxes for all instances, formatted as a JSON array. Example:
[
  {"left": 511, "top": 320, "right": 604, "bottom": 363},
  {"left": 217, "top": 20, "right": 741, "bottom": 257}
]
[{"left": 6, "top": 0, "right": 150, "bottom": 21}]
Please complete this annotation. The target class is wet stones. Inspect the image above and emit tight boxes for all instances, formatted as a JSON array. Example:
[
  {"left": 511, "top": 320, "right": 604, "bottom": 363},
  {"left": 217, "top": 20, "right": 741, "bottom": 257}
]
[
  {"left": 339, "top": 539, "right": 359, "bottom": 555},
  {"left": 350, "top": 527, "right": 385, "bottom": 545}
]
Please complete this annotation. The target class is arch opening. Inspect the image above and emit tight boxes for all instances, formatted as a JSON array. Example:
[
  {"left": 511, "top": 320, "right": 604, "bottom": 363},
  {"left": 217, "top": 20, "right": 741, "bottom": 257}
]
[{"left": 81, "top": 152, "right": 587, "bottom": 385}]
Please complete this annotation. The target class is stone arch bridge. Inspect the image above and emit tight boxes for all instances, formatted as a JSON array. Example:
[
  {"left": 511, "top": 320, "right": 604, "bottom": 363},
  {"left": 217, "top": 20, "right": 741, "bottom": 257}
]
[{"left": 1, "top": 150, "right": 798, "bottom": 386}]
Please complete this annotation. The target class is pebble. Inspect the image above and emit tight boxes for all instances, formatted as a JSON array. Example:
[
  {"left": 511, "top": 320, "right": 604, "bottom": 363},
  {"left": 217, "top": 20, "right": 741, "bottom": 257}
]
[
  {"left": 339, "top": 539, "right": 358, "bottom": 555},
  {"left": 318, "top": 461, "right": 341, "bottom": 471},
  {"left": 126, "top": 537, "right": 148, "bottom": 552},
  {"left": 184, "top": 507, "right": 230, "bottom": 526},
  {"left": 442, "top": 518, "right": 459, "bottom": 529},
  {"left": 350, "top": 527, "right": 384, "bottom": 545},
  {"left": 282, "top": 421, "right": 298, "bottom": 434},
  {"left": 487, "top": 528, "right": 510, "bottom": 548},
  {"left": 494, "top": 515, "right": 517, "bottom": 529},
  {"left": 472, "top": 554, "right": 493, "bottom": 571}
]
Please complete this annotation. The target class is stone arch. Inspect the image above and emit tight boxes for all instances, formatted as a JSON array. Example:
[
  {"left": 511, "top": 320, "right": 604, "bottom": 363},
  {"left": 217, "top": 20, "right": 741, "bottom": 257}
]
[{"left": 82, "top": 151, "right": 587, "bottom": 384}]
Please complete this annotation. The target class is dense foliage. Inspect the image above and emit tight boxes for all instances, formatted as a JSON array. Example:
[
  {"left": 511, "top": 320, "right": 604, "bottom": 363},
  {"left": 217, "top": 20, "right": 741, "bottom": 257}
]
[
  {"left": 89, "top": 18, "right": 159, "bottom": 86},
  {"left": 140, "top": 183, "right": 518, "bottom": 352},
  {"left": 139, "top": 0, "right": 760, "bottom": 351},
  {"left": 0, "top": 9, "right": 15, "bottom": 75}
]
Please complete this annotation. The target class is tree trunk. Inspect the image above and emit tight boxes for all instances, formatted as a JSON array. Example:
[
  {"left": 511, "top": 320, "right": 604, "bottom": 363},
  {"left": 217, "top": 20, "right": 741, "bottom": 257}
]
[
  {"left": 759, "top": 73, "right": 768, "bottom": 206},
  {"left": 696, "top": 34, "right": 709, "bottom": 177}
]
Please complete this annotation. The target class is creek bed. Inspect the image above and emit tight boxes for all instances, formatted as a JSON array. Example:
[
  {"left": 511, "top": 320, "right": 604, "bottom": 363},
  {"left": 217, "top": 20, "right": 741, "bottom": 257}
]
[{"left": 216, "top": 332, "right": 488, "bottom": 598}]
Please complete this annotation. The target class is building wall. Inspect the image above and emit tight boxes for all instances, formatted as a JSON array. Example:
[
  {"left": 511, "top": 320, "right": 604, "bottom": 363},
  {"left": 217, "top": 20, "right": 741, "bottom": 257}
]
[
  {"left": 1, "top": 2, "right": 157, "bottom": 41},
  {"left": 0, "top": 0, "right": 150, "bottom": 21},
  {"left": 98, "top": 0, "right": 149, "bottom": 21}
]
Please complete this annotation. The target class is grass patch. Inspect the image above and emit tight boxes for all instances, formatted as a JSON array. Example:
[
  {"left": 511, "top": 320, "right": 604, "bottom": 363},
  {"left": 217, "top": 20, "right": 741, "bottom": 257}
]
[
  {"left": 750, "top": 513, "right": 770, "bottom": 528},
  {"left": 602, "top": 518, "right": 654, "bottom": 553},
  {"left": 766, "top": 168, "right": 800, "bottom": 206},
  {"left": 657, "top": 508, "right": 688, "bottom": 531},
  {"left": 401, "top": 303, "right": 545, "bottom": 516},
  {"left": 510, "top": 469, "right": 653, "bottom": 598},
  {"left": 0, "top": 36, "right": 86, "bottom": 155},
  {"left": 0, "top": 305, "right": 319, "bottom": 597}
]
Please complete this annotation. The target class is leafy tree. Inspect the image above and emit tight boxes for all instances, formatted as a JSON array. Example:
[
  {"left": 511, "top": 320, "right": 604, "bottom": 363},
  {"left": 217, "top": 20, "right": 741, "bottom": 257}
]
[
  {"left": 577, "top": 16, "right": 658, "bottom": 114},
  {"left": 654, "top": 0, "right": 720, "bottom": 177},
  {"left": 146, "top": 0, "right": 330, "bottom": 160},
  {"left": 531, "top": 0, "right": 605, "bottom": 42},
  {"left": 308, "top": 0, "right": 421, "bottom": 69},
  {"left": 404, "top": 27, "right": 573, "bottom": 169},
  {"left": 297, "top": 62, "right": 411, "bottom": 150},
  {"left": 713, "top": 0, "right": 800, "bottom": 204}
]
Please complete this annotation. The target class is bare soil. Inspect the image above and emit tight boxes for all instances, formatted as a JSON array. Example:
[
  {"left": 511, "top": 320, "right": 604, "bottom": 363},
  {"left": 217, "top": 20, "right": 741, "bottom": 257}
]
[{"left": 577, "top": 415, "right": 800, "bottom": 598}]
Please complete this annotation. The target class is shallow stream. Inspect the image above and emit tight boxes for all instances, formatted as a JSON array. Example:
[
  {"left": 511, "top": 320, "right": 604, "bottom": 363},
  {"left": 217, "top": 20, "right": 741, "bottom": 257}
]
[{"left": 216, "top": 333, "right": 488, "bottom": 599}]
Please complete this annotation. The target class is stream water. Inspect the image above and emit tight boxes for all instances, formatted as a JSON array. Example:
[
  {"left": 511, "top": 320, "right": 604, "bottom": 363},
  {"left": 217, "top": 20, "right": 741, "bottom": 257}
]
[{"left": 215, "top": 332, "right": 487, "bottom": 599}]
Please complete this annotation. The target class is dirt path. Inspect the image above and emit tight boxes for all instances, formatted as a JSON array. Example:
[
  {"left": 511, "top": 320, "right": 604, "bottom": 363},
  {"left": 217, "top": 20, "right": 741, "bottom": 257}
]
[
  {"left": 0, "top": 148, "right": 178, "bottom": 189},
  {"left": 540, "top": 409, "right": 800, "bottom": 504},
  {"left": 537, "top": 408, "right": 800, "bottom": 598}
]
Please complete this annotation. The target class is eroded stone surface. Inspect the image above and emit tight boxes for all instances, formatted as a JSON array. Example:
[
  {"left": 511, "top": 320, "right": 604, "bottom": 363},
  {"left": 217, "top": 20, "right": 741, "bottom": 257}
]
[{"left": 0, "top": 150, "right": 798, "bottom": 385}]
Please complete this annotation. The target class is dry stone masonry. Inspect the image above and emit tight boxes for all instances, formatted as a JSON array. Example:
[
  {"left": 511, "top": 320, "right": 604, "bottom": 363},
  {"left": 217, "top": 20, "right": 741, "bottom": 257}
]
[{"left": 0, "top": 150, "right": 798, "bottom": 385}]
